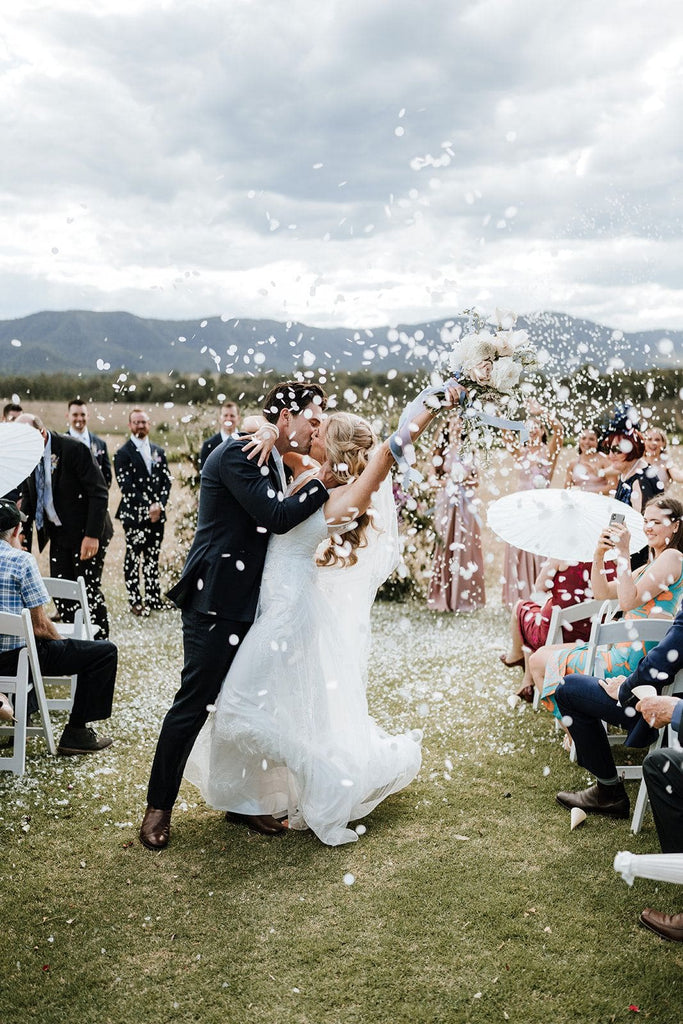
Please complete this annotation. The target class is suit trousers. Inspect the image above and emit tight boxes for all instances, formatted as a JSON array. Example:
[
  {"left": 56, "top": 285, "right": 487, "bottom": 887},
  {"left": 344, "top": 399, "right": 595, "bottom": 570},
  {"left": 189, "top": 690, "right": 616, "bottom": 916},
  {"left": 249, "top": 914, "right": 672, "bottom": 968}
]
[
  {"left": 50, "top": 538, "right": 110, "bottom": 639},
  {"left": 643, "top": 746, "right": 683, "bottom": 853},
  {"left": 122, "top": 521, "right": 164, "bottom": 608},
  {"left": 146, "top": 608, "right": 251, "bottom": 810},
  {"left": 0, "top": 637, "right": 117, "bottom": 724},
  {"left": 554, "top": 673, "right": 645, "bottom": 780}
]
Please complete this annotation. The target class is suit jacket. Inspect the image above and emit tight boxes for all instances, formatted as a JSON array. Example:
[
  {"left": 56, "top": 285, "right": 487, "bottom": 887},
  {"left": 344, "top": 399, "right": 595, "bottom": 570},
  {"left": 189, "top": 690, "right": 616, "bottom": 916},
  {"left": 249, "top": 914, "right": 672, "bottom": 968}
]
[
  {"left": 65, "top": 430, "right": 112, "bottom": 488},
  {"left": 167, "top": 435, "right": 328, "bottom": 622},
  {"left": 619, "top": 606, "right": 683, "bottom": 747},
  {"left": 21, "top": 432, "right": 112, "bottom": 552},
  {"left": 114, "top": 437, "right": 172, "bottom": 526},
  {"left": 199, "top": 432, "right": 225, "bottom": 471}
]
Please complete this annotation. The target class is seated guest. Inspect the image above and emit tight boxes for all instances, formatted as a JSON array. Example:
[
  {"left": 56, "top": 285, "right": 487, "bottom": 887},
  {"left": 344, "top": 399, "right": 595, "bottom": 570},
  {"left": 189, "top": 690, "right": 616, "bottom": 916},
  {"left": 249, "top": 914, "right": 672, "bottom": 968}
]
[
  {"left": 199, "top": 402, "right": 241, "bottom": 470},
  {"left": 529, "top": 498, "right": 683, "bottom": 723},
  {"left": 553, "top": 589, "right": 683, "bottom": 822},
  {"left": 637, "top": 693, "right": 683, "bottom": 941},
  {"left": 0, "top": 498, "right": 117, "bottom": 755},
  {"left": 500, "top": 558, "right": 614, "bottom": 702}
]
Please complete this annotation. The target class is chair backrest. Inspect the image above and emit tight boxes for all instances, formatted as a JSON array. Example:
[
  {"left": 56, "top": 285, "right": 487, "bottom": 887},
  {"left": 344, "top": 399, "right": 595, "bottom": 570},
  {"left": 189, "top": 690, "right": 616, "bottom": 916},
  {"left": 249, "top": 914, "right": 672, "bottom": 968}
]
[
  {"left": 584, "top": 616, "right": 673, "bottom": 675},
  {"left": 42, "top": 575, "right": 96, "bottom": 640},
  {"left": 546, "top": 598, "right": 618, "bottom": 647},
  {"left": 0, "top": 608, "right": 56, "bottom": 770}
]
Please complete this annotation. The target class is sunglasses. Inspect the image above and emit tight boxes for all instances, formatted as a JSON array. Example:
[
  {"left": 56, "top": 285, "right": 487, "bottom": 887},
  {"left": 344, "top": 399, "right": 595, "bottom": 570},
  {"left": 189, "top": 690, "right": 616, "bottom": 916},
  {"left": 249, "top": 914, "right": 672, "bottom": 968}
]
[{"left": 606, "top": 445, "right": 629, "bottom": 454}]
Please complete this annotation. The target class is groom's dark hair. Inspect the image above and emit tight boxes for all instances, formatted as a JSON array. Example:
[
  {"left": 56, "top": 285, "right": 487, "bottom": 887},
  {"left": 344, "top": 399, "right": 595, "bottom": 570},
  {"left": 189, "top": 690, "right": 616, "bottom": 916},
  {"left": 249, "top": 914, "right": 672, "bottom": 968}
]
[{"left": 262, "top": 381, "right": 327, "bottom": 423}]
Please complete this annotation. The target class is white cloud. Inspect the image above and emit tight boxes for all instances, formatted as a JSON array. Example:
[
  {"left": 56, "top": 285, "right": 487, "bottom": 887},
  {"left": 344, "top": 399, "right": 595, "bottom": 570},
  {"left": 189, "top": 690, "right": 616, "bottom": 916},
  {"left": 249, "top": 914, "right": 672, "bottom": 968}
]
[{"left": 1, "top": 0, "right": 682, "bottom": 330}]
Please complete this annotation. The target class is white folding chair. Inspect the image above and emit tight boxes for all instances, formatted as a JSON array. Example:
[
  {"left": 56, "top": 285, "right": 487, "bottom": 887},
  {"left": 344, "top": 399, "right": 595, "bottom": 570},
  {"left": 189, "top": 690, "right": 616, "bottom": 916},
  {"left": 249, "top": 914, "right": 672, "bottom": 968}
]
[
  {"left": 41, "top": 575, "right": 98, "bottom": 713},
  {"left": 532, "top": 598, "right": 618, "bottom": 711},
  {"left": 629, "top": 665, "right": 683, "bottom": 834},
  {"left": 0, "top": 609, "right": 56, "bottom": 775}
]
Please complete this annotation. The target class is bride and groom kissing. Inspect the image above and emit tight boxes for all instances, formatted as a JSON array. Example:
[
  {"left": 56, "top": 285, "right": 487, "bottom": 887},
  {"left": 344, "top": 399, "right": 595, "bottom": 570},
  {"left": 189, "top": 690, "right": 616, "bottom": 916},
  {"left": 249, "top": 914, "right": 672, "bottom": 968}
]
[{"left": 140, "top": 378, "right": 460, "bottom": 850}]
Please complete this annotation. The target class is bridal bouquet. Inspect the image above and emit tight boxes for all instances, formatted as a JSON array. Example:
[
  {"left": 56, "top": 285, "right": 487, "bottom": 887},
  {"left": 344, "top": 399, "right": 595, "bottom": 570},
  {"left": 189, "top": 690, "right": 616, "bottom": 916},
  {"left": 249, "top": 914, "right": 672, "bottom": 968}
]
[{"left": 447, "top": 308, "right": 537, "bottom": 407}]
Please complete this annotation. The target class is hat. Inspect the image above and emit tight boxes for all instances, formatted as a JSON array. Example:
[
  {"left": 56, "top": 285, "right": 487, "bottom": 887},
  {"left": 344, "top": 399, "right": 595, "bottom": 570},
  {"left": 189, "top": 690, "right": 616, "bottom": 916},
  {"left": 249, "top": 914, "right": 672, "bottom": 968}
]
[{"left": 0, "top": 498, "right": 27, "bottom": 531}]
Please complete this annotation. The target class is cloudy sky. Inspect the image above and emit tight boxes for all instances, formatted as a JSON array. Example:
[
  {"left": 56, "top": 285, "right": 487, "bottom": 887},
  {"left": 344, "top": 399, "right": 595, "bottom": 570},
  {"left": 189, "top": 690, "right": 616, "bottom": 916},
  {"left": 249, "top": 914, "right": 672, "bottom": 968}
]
[{"left": 2, "top": 0, "right": 682, "bottom": 332}]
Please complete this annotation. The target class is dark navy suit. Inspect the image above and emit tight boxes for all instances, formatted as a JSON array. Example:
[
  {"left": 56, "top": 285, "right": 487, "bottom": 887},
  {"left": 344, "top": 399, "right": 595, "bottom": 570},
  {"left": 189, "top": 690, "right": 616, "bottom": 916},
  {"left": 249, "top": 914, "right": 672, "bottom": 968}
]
[{"left": 146, "top": 436, "right": 328, "bottom": 809}]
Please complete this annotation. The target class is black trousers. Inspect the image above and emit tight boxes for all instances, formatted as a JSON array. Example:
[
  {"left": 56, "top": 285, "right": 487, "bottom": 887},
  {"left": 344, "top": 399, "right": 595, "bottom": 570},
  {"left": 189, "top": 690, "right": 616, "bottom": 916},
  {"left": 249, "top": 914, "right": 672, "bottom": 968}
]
[
  {"left": 643, "top": 745, "right": 683, "bottom": 854},
  {"left": 122, "top": 521, "right": 164, "bottom": 608},
  {"left": 0, "top": 637, "right": 117, "bottom": 724},
  {"left": 50, "top": 539, "right": 110, "bottom": 639},
  {"left": 146, "top": 608, "right": 251, "bottom": 810}
]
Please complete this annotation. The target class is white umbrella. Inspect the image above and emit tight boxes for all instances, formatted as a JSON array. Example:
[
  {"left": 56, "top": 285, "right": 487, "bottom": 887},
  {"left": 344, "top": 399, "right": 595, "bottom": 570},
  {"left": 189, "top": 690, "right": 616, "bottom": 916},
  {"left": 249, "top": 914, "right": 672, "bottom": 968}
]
[
  {"left": 614, "top": 850, "right": 683, "bottom": 887},
  {"left": 0, "top": 422, "right": 44, "bottom": 496},
  {"left": 487, "top": 488, "right": 647, "bottom": 562}
]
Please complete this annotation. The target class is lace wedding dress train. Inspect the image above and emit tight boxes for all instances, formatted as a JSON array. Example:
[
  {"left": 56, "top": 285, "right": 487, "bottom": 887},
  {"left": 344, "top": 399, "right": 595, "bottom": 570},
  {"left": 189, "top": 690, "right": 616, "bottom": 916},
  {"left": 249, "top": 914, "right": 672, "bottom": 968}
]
[{"left": 185, "top": 489, "right": 421, "bottom": 846}]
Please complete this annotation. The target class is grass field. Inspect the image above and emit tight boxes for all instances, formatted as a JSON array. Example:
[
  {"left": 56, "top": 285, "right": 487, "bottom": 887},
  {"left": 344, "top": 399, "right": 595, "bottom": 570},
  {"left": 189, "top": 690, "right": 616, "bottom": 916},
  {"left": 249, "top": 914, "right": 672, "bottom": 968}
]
[{"left": 1, "top": 410, "right": 682, "bottom": 1024}]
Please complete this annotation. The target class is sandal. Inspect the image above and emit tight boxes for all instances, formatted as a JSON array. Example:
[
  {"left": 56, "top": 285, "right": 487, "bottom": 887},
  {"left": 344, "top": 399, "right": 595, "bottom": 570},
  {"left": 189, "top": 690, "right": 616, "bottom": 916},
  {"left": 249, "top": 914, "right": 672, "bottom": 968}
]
[
  {"left": 516, "top": 684, "right": 535, "bottom": 704},
  {"left": 499, "top": 653, "right": 525, "bottom": 669}
]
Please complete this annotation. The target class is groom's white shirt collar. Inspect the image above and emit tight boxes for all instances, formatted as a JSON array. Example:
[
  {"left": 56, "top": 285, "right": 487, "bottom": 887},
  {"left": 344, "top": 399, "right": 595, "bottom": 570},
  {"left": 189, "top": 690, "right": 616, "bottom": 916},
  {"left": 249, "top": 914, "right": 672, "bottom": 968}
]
[{"left": 271, "top": 449, "right": 287, "bottom": 491}]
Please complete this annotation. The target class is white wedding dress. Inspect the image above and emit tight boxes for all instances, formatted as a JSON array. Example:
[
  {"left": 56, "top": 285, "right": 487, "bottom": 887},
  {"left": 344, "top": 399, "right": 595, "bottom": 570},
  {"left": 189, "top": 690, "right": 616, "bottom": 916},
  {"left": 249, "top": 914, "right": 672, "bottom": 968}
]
[{"left": 185, "top": 479, "right": 422, "bottom": 846}]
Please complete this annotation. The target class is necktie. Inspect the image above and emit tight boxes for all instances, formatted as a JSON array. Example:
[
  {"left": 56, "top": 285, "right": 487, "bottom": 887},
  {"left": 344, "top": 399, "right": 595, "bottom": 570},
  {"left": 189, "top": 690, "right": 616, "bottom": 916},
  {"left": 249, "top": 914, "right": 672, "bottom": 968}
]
[{"left": 35, "top": 461, "right": 45, "bottom": 530}]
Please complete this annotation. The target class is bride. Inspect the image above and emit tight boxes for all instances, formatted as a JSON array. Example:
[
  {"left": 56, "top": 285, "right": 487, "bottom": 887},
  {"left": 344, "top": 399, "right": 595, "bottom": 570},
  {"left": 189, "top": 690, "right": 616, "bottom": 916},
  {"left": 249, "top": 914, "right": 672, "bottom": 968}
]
[{"left": 185, "top": 391, "right": 456, "bottom": 845}]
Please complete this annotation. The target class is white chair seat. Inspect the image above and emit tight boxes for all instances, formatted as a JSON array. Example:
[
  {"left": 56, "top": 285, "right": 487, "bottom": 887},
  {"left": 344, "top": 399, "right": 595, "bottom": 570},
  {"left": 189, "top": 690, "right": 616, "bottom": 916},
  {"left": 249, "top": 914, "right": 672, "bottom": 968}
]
[{"left": 0, "top": 609, "right": 56, "bottom": 775}]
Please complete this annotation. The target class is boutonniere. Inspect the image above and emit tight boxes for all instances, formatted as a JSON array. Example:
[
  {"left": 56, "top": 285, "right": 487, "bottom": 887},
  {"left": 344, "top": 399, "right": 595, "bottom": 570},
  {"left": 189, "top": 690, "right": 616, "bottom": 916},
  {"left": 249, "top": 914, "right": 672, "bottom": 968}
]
[
  {"left": 91, "top": 442, "right": 99, "bottom": 456},
  {"left": 50, "top": 454, "right": 59, "bottom": 472},
  {"left": 151, "top": 451, "right": 162, "bottom": 465}
]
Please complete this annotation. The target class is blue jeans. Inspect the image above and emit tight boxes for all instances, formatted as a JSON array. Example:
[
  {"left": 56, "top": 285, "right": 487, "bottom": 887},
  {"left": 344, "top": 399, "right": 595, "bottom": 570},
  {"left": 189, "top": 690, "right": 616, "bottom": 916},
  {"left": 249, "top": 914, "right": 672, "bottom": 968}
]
[{"left": 555, "top": 673, "right": 646, "bottom": 780}]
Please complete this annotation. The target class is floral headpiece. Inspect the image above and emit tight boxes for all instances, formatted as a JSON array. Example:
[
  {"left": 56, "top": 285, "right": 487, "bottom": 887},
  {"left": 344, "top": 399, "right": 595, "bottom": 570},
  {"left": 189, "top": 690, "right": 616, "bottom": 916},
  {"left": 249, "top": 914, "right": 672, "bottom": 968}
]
[{"left": 600, "top": 404, "right": 641, "bottom": 440}]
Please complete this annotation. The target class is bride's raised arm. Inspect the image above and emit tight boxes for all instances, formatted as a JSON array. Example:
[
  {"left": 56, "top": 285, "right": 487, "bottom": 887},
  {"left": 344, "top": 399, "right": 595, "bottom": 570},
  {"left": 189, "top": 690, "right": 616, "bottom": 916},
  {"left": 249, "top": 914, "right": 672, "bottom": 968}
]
[{"left": 324, "top": 383, "right": 462, "bottom": 525}]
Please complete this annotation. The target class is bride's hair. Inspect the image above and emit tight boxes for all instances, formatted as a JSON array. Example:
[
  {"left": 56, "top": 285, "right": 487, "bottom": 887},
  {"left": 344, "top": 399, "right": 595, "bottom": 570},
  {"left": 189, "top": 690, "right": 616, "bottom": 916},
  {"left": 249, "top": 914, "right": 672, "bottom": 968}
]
[{"left": 316, "top": 412, "right": 379, "bottom": 569}]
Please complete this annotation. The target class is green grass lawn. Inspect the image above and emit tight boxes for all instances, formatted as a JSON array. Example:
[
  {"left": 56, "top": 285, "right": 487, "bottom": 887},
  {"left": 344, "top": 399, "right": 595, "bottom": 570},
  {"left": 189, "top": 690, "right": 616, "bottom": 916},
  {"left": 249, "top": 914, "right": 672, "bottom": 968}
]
[{"left": 1, "top": 594, "right": 681, "bottom": 1024}]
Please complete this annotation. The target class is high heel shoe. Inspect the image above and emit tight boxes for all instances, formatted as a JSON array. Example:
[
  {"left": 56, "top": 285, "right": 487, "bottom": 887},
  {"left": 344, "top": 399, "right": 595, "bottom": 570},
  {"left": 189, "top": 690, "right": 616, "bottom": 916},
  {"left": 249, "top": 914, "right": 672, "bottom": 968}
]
[{"left": 0, "top": 692, "right": 16, "bottom": 723}]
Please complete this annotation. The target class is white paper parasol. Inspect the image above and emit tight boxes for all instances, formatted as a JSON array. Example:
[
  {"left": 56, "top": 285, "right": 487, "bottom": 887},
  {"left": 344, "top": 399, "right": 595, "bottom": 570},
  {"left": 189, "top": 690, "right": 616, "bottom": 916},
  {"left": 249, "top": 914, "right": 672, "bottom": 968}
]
[
  {"left": 614, "top": 851, "right": 683, "bottom": 887},
  {"left": 0, "top": 422, "right": 44, "bottom": 496},
  {"left": 487, "top": 488, "right": 647, "bottom": 562}
]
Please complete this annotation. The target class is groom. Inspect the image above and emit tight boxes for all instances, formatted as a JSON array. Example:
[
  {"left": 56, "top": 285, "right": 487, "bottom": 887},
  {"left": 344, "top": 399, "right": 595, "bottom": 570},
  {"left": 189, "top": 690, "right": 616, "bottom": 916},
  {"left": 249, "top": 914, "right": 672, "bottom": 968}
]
[{"left": 140, "top": 381, "right": 334, "bottom": 849}]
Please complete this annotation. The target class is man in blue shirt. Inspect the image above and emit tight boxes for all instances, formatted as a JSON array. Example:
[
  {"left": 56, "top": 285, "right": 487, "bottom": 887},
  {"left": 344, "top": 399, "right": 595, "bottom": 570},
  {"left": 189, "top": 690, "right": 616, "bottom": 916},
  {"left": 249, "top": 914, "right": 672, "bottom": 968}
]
[{"left": 0, "top": 498, "right": 117, "bottom": 754}]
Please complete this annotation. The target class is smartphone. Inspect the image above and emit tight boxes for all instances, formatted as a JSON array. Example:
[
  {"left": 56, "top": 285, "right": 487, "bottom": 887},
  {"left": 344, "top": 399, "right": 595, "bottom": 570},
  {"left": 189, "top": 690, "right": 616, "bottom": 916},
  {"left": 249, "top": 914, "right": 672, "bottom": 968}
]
[{"left": 609, "top": 513, "right": 625, "bottom": 526}]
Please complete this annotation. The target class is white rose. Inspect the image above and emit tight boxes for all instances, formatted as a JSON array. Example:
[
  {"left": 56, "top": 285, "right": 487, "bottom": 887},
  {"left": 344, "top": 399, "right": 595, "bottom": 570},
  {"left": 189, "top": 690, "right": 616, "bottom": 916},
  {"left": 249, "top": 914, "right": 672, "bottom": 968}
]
[
  {"left": 494, "top": 308, "right": 517, "bottom": 330},
  {"left": 467, "top": 359, "right": 493, "bottom": 385},
  {"left": 489, "top": 356, "right": 522, "bottom": 394}
]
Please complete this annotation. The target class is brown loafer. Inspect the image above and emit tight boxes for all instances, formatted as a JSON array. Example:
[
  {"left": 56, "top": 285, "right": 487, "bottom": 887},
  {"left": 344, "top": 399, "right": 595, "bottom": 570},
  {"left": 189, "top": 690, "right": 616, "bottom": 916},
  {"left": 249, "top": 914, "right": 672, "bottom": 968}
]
[
  {"left": 140, "top": 805, "right": 172, "bottom": 850},
  {"left": 556, "top": 783, "right": 630, "bottom": 819},
  {"left": 225, "top": 811, "right": 288, "bottom": 836},
  {"left": 639, "top": 908, "right": 683, "bottom": 942}
]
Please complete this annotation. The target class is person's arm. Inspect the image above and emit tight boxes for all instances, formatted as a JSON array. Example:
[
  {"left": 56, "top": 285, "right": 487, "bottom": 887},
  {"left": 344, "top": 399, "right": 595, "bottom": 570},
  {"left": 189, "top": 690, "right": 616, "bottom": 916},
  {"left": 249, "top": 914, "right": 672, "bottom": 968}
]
[
  {"left": 99, "top": 441, "right": 113, "bottom": 488},
  {"left": 635, "top": 695, "right": 681, "bottom": 730},
  {"left": 564, "top": 458, "right": 577, "bottom": 489},
  {"left": 619, "top": 609, "right": 683, "bottom": 704},
  {"left": 663, "top": 457, "right": 683, "bottom": 484},
  {"left": 29, "top": 604, "right": 61, "bottom": 641},
  {"left": 546, "top": 417, "right": 564, "bottom": 478},
  {"left": 73, "top": 442, "right": 108, "bottom": 559},
  {"left": 534, "top": 559, "right": 559, "bottom": 595},
  {"left": 590, "top": 530, "right": 620, "bottom": 600}
]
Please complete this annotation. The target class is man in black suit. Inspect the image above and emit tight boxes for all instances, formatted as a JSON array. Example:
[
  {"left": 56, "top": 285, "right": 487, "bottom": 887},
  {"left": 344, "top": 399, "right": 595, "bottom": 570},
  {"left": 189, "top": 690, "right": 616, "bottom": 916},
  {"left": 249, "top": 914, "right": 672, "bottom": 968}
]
[
  {"left": 65, "top": 398, "right": 112, "bottom": 487},
  {"left": 140, "top": 381, "right": 333, "bottom": 850},
  {"left": 633, "top": 692, "right": 683, "bottom": 940},
  {"left": 114, "top": 408, "right": 172, "bottom": 617},
  {"left": 17, "top": 413, "right": 112, "bottom": 639},
  {"left": 198, "top": 402, "right": 241, "bottom": 470}
]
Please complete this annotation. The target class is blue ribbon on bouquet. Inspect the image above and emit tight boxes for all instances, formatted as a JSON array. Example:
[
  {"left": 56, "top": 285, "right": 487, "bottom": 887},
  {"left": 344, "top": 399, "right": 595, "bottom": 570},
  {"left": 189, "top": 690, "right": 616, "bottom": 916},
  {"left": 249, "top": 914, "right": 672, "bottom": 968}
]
[{"left": 388, "top": 375, "right": 529, "bottom": 486}]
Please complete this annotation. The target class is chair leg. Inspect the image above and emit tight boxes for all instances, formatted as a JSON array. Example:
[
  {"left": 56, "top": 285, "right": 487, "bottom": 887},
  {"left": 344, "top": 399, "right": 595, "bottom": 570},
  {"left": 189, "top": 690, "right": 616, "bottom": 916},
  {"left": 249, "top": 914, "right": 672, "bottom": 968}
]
[{"left": 630, "top": 779, "right": 650, "bottom": 834}]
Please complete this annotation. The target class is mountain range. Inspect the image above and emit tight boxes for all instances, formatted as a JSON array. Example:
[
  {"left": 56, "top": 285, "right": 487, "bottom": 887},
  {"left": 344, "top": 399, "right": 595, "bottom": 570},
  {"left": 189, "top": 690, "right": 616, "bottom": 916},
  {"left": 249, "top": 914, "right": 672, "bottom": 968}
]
[{"left": 0, "top": 309, "right": 680, "bottom": 377}]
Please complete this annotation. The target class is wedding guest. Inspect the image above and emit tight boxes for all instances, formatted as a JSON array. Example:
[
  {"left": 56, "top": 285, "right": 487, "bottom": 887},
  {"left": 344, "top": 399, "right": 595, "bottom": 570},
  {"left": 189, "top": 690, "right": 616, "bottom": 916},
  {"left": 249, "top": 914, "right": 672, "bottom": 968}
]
[
  {"left": 0, "top": 498, "right": 116, "bottom": 754},
  {"left": 501, "top": 401, "right": 563, "bottom": 608},
  {"left": 199, "top": 402, "right": 241, "bottom": 470},
  {"left": 427, "top": 412, "right": 485, "bottom": 613},
  {"left": 65, "top": 399, "right": 112, "bottom": 487},
  {"left": 500, "top": 557, "right": 613, "bottom": 702},
  {"left": 2, "top": 402, "right": 23, "bottom": 422},
  {"left": 114, "top": 408, "right": 172, "bottom": 616},
  {"left": 601, "top": 407, "right": 661, "bottom": 567},
  {"left": 563, "top": 427, "right": 615, "bottom": 494},
  {"left": 530, "top": 497, "right": 683, "bottom": 727},
  {"left": 17, "top": 413, "right": 112, "bottom": 639},
  {"left": 644, "top": 426, "right": 683, "bottom": 491}
]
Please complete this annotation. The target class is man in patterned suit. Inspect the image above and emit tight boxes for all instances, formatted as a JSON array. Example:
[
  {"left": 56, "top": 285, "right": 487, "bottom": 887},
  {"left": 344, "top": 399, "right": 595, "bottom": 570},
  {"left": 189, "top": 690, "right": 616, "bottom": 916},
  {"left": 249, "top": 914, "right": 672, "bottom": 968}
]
[
  {"left": 65, "top": 399, "right": 112, "bottom": 487},
  {"left": 114, "top": 408, "right": 172, "bottom": 616}
]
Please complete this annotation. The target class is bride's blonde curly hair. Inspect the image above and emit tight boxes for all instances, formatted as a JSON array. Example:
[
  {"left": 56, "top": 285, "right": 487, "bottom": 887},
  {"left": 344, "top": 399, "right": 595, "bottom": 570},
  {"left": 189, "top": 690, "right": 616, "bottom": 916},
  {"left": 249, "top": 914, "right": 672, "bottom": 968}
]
[{"left": 315, "top": 412, "right": 379, "bottom": 569}]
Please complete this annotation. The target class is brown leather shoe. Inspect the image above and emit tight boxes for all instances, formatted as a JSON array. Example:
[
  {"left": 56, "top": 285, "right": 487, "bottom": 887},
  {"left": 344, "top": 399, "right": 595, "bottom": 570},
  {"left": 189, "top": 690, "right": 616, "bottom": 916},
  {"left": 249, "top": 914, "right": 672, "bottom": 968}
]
[
  {"left": 556, "top": 782, "right": 630, "bottom": 819},
  {"left": 639, "top": 908, "right": 683, "bottom": 941},
  {"left": 225, "top": 811, "right": 288, "bottom": 835},
  {"left": 140, "top": 805, "right": 172, "bottom": 850}
]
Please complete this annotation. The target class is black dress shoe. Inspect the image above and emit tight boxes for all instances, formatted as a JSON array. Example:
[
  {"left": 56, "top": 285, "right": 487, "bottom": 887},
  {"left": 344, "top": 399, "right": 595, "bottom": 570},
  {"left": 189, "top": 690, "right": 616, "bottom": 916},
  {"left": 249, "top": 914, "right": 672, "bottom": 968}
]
[
  {"left": 140, "top": 806, "right": 172, "bottom": 850},
  {"left": 639, "top": 908, "right": 683, "bottom": 942},
  {"left": 57, "top": 726, "right": 113, "bottom": 755},
  {"left": 556, "top": 782, "right": 629, "bottom": 818},
  {"left": 225, "top": 811, "right": 288, "bottom": 835}
]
